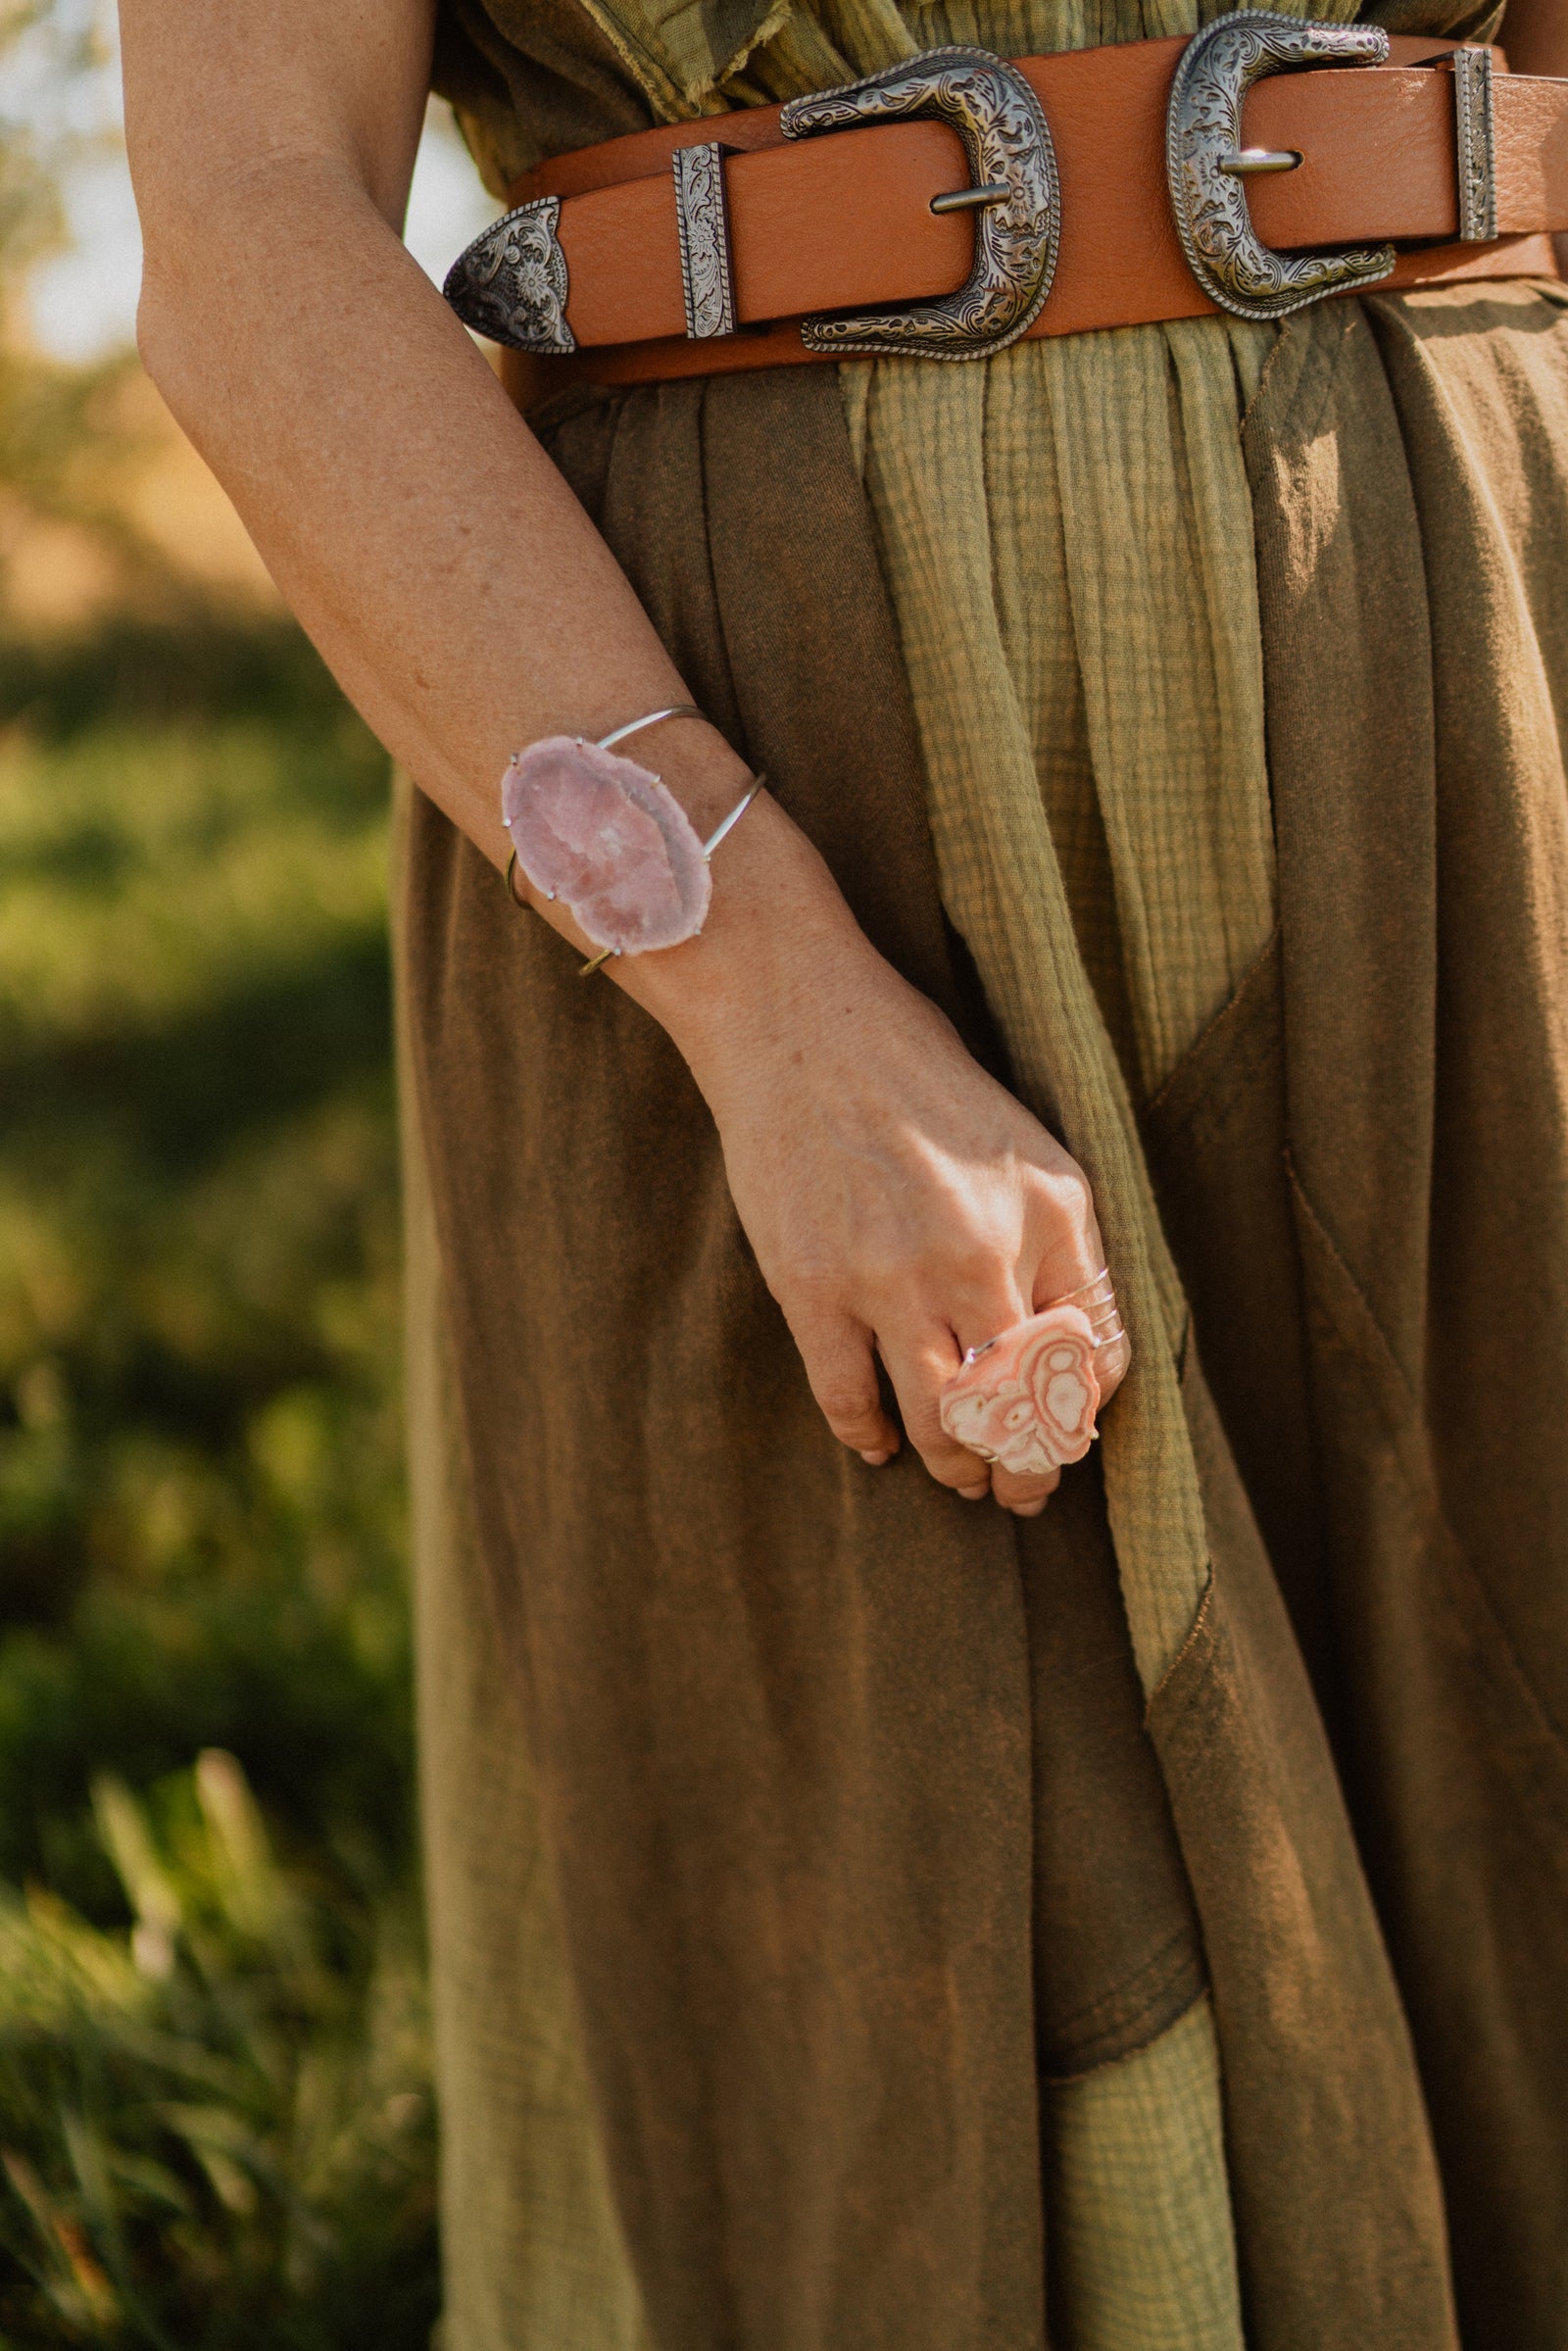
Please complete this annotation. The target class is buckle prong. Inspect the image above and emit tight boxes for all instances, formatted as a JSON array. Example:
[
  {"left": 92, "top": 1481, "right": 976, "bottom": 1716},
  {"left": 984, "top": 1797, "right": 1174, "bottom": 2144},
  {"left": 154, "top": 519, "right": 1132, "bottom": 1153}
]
[
  {"left": 1218, "top": 147, "right": 1301, "bottom": 174},
  {"left": 930, "top": 179, "right": 1012, "bottom": 215}
]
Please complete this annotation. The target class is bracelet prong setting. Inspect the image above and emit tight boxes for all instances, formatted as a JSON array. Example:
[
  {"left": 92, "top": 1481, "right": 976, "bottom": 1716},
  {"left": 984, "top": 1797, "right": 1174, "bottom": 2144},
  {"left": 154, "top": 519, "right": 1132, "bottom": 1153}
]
[{"left": 501, "top": 703, "right": 763, "bottom": 975}]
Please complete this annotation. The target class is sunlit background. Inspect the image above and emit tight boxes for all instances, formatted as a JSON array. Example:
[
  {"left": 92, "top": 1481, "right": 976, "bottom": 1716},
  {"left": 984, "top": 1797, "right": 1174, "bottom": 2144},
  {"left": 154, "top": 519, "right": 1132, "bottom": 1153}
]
[
  {"left": 7, "top": 0, "right": 497, "bottom": 366},
  {"left": 0, "top": 5, "right": 498, "bottom": 2337}
]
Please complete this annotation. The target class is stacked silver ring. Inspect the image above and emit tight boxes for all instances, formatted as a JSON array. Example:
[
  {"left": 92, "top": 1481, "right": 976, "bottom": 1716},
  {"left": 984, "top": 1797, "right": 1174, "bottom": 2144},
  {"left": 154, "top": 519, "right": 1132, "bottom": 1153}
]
[{"left": 1056, "top": 1267, "right": 1130, "bottom": 1386}]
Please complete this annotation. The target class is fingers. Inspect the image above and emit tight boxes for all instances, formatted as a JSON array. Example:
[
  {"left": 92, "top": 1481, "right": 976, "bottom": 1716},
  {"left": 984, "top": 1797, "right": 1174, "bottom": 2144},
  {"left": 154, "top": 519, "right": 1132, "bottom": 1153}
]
[
  {"left": 881, "top": 1324, "right": 1003, "bottom": 1495},
  {"left": 793, "top": 1311, "right": 900, "bottom": 1465},
  {"left": 787, "top": 1157, "right": 1124, "bottom": 1518},
  {"left": 1092, "top": 1327, "right": 1131, "bottom": 1407},
  {"left": 878, "top": 1270, "right": 1045, "bottom": 1507},
  {"left": 1031, "top": 1257, "right": 1131, "bottom": 1411},
  {"left": 1025, "top": 1168, "right": 1108, "bottom": 1323},
  {"left": 943, "top": 1288, "right": 1060, "bottom": 1516},
  {"left": 937, "top": 1185, "right": 1126, "bottom": 1515},
  {"left": 989, "top": 1460, "right": 1062, "bottom": 1518}
]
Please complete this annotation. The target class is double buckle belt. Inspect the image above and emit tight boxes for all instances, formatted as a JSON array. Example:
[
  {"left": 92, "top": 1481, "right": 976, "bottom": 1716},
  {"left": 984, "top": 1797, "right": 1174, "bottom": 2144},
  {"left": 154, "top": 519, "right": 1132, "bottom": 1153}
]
[{"left": 443, "top": 9, "right": 1568, "bottom": 384}]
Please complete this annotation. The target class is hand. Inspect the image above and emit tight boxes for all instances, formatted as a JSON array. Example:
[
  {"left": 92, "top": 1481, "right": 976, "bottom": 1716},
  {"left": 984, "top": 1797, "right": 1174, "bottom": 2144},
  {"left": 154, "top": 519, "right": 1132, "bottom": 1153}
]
[{"left": 686, "top": 931, "right": 1126, "bottom": 1515}]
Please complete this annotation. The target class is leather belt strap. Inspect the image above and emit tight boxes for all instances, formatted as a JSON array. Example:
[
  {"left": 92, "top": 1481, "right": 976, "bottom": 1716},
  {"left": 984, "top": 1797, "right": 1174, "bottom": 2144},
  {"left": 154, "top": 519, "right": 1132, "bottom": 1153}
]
[{"left": 487, "top": 31, "right": 1567, "bottom": 388}]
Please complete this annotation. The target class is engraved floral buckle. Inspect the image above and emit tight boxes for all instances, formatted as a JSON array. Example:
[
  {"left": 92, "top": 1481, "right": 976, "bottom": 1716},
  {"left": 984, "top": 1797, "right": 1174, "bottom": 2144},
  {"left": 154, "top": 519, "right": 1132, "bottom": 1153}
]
[
  {"left": 444, "top": 197, "right": 575, "bottom": 356},
  {"left": 1166, "top": 10, "right": 1397, "bottom": 322},
  {"left": 778, "top": 46, "right": 1061, "bottom": 361}
]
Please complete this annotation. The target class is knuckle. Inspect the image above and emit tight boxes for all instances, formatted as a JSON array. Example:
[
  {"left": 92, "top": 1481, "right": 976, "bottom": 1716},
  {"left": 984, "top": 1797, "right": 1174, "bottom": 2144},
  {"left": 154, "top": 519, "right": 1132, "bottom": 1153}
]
[
  {"left": 781, "top": 1285, "right": 859, "bottom": 1354},
  {"left": 1034, "top": 1153, "right": 1093, "bottom": 1215},
  {"left": 949, "top": 1249, "right": 1014, "bottom": 1308},
  {"left": 783, "top": 1264, "right": 848, "bottom": 1323}
]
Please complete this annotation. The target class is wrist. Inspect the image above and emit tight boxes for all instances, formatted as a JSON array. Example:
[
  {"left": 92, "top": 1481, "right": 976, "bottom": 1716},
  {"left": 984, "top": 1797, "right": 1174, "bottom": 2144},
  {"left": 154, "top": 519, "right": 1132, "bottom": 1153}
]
[
  {"left": 612, "top": 791, "right": 884, "bottom": 1091},
  {"left": 498, "top": 707, "right": 892, "bottom": 1085}
]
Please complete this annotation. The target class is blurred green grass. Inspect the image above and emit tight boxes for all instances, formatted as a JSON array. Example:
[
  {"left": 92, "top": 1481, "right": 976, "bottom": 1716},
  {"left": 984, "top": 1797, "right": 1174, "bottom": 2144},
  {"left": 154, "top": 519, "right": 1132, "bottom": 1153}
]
[{"left": 0, "top": 612, "right": 439, "bottom": 2341}]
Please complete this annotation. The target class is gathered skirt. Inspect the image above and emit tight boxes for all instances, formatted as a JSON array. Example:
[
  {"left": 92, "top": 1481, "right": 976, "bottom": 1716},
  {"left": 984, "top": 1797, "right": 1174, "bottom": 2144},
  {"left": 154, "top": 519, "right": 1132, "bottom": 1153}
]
[{"left": 398, "top": 280, "right": 1568, "bottom": 2351}]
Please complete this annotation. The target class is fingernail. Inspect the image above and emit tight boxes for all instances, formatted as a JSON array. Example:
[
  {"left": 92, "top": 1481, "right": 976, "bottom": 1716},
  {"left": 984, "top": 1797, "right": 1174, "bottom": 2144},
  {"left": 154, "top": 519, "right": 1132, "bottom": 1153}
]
[
  {"left": 860, "top": 1448, "right": 894, "bottom": 1467},
  {"left": 1008, "top": 1498, "right": 1049, "bottom": 1518},
  {"left": 958, "top": 1482, "right": 990, "bottom": 1501}
]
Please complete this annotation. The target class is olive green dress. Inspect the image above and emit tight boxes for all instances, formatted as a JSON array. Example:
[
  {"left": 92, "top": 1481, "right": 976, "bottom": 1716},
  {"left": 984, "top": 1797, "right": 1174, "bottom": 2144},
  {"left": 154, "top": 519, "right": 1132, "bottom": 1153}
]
[{"left": 399, "top": 0, "right": 1568, "bottom": 2342}]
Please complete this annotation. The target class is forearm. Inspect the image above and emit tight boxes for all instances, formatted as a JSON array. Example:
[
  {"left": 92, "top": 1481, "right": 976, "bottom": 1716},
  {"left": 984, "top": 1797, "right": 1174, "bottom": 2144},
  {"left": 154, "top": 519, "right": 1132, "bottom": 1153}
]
[
  {"left": 139, "top": 158, "right": 693, "bottom": 856},
  {"left": 127, "top": 64, "right": 867, "bottom": 1073},
  {"left": 119, "top": 0, "right": 1125, "bottom": 1514}
]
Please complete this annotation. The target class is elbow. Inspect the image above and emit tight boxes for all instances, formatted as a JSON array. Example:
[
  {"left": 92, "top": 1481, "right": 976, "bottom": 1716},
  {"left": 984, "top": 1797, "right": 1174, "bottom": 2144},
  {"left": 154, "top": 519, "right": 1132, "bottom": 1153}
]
[
  {"left": 132, "top": 163, "right": 285, "bottom": 427},
  {"left": 125, "top": 111, "right": 221, "bottom": 386},
  {"left": 134, "top": 245, "right": 247, "bottom": 458},
  {"left": 129, "top": 156, "right": 223, "bottom": 420},
  {"left": 134, "top": 265, "right": 206, "bottom": 428},
  {"left": 131, "top": 149, "right": 364, "bottom": 420},
  {"left": 134, "top": 270, "right": 178, "bottom": 397}
]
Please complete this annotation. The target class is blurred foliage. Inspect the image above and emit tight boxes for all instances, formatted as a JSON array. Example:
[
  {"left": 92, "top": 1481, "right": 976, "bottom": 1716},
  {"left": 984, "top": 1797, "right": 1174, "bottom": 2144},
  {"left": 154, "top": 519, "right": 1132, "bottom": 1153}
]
[
  {"left": 0, "top": 376, "right": 435, "bottom": 2340},
  {"left": 0, "top": 8, "right": 440, "bottom": 2332},
  {"left": 0, "top": 1, "right": 118, "bottom": 363},
  {"left": 0, "top": 350, "right": 183, "bottom": 612},
  {"left": 0, "top": 1754, "right": 434, "bottom": 2346},
  {"left": 0, "top": 2, "right": 69, "bottom": 282},
  {"left": 0, "top": 612, "right": 406, "bottom": 1903}
]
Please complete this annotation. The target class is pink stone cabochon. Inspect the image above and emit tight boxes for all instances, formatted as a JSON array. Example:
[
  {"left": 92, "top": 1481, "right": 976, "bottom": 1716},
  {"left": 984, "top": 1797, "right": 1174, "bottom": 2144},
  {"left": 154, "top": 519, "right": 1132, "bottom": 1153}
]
[
  {"left": 503, "top": 737, "right": 711, "bottom": 955},
  {"left": 938, "top": 1304, "right": 1102, "bottom": 1481}
]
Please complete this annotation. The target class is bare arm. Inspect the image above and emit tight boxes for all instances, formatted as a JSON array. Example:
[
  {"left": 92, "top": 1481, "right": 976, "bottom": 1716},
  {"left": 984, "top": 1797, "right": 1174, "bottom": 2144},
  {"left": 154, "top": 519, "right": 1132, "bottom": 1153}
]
[
  {"left": 124, "top": 0, "right": 746, "bottom": 888},
  {"left": 122, "top": 0, "right": 1119, "bottom": 1512}
]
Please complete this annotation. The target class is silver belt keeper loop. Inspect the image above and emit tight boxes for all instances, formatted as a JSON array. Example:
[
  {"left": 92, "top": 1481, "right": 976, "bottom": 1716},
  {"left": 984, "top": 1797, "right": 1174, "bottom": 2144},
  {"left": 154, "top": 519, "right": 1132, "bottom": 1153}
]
[
  {"left": 1453, "top": 45, "right": 1496, "bottom": 243},
  {"left": 674, "top": 141, "right": 739, "bottom": 338}
]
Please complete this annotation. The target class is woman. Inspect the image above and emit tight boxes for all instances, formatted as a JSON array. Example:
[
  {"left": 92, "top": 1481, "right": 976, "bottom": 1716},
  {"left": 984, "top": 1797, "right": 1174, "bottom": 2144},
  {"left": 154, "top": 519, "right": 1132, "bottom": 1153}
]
[{"left": 122, "top": 0, "right": 1568, "bottom": 2342}]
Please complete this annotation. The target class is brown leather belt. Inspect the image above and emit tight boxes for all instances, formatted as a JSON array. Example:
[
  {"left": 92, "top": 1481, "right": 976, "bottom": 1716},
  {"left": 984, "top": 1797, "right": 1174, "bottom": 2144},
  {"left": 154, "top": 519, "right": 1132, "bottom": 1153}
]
[{"left": 441, "top": 20, "right": 1568, "bottom": 389}]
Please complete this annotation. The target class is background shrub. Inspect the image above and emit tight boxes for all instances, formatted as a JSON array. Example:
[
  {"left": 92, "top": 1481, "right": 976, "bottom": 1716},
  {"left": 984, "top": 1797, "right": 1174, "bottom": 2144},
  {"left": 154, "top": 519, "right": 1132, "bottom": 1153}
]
[{"left": 0, "top": 579, "right": 435, "bottom": 2339}]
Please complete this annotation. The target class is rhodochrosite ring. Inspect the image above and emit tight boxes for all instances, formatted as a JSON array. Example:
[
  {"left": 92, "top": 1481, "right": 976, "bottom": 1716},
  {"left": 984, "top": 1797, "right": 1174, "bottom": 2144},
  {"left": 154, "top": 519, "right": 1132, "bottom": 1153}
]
[{"left": 938, "top": 1304, "right": 1102, "bottom": 1480}]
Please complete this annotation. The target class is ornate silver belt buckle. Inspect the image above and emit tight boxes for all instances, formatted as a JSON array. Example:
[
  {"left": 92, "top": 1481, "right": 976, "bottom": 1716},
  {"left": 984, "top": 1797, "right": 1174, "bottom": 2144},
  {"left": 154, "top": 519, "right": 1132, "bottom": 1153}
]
[
  {"left": 1166, "top": 10, "right": 1397, "bottom": 321},
  {"left": 444, "top": 197, "right": 575, "bottom": 356},
  {"left": 779, "top": 46, "right": 1060, "bottom": 361}
]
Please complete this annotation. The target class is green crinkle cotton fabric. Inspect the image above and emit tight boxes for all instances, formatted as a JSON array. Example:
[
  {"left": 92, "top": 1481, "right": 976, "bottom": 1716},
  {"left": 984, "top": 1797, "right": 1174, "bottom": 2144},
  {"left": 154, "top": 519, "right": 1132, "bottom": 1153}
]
[
  {"left": 435, "top": 0, "right": 1501, "bottom": 182},
  {"left": 416, "top": 4, "right": 1548, "bottom": 2348}
]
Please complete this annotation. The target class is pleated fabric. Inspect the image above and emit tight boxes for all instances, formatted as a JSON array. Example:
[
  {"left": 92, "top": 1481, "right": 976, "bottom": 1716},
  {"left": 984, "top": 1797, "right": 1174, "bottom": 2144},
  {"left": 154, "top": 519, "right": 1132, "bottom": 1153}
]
[
  {"left": 435, "top": 0, "right": 1506, "bottom": 1720},
  {"left": 408, "top": 0, "right": 1568, "bottom": 2343},
  {"left": 400, "top": 927, "right": 1244, "bottom": 2351}
]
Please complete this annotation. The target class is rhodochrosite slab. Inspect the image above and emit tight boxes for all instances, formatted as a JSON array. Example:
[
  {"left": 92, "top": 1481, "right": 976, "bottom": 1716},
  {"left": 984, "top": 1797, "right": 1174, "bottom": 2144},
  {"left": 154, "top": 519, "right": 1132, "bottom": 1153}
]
[
  {"left": 939, "top": 1305, "right": 1102, "bottom": 1480},
  {"left": 503, "top": 737, "right": 710, "bottom": 955}
]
